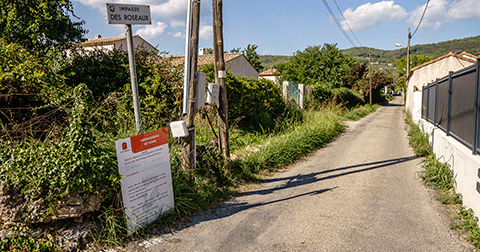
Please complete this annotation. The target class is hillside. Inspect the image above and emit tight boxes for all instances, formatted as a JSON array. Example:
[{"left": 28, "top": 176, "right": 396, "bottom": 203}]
[
  {"left": 259, "top": 55, "right": 291, "bottom": 70},
  {"left": 259, "top": 36, "right": 480, "bottom": 70},
  {"left": 342, "top": 35, "right": 480, "bottom": 65}
]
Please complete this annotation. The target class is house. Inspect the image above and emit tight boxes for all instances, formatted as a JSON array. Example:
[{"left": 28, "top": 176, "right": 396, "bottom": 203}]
[
  {"left": 259, "top": 68, "right": 280, "bottom": 84},
  {"left": 411, "top": 51, "right": 480, "bottom": 225},
  {"left": 167, "top": 51, "right": 259, "bottom": 80},
  {"left": 74, "top": 34, "right": 159, "bottom": 53},
  {"left": 406, "top": 52, "right": 479, "bottom": 123}
]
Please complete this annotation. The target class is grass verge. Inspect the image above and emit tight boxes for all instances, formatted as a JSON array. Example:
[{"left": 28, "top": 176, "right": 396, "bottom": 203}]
[{"left": 404, "top": 113, "right": 480, "bottom": 249}]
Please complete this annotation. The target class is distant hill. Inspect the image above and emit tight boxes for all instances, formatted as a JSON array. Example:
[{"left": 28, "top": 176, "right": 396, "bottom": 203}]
[
  {"left": 259, "top": 36, "right": 480, "bottom": 71},
  {"left": 342, "top": 35, "right": 480, "bottom": 66},
  {"left": 258, "top": 55, "right": 291, "bottom": 70}
]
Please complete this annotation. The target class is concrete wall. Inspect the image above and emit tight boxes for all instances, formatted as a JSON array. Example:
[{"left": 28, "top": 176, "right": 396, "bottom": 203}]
[
  {"left": 226, "top": 56, "right": 259, "bottom": 80},
  {"left": 259, "top": 75, "right": 278, "bottom": 84},
  {"left": 419, "top": 118, "right": 480, "bottom": 223},
  {"left": 406, "top": 56, "right": 474, "bottom": 117}
]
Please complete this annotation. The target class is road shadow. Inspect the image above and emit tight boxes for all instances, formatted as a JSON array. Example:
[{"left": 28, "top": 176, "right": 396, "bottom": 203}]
[{"left": 182, "top": 156, "right": 419, "bottom": 229}]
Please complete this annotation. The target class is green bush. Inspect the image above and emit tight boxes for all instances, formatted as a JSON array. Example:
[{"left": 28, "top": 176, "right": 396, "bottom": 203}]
[
  {"left": 199, "top": 64, "right": 297, "bottom": 131},
  {"left": 0, "top": 85, "right": 121, "bottom": 210},
  {"left": 311, "top": 82, "right": 364, "bottom": 108}
]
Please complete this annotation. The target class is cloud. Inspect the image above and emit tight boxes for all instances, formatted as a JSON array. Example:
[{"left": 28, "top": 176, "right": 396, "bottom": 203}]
[
  {"left": 169, "top": 32, "right": 185, "bottom": 39},
  {"left": 341, "top": 1, "right": 407, "bottom": 31},
  {"left": 170, "top": 20, "right": 186, "bottom": 28},
  {"left": 407, "top": 0, "right": 480, "bottom": 31},
  {"left": 448, "top": 0, "right": 480, "bottom": 20},
  {"left": 199, "top": 25, "right": 213, "bottom": 39},
  {"left": 136, "top": 22, "right": 168, "bottom": 39},
  {"left": 408, "top": 0, "right": 449, "bottom": 30}
]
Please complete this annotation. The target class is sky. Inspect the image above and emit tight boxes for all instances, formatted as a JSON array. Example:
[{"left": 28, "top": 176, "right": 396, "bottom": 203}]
[{"left": 71, "top": 0, "right": 480, "bottom": 56}]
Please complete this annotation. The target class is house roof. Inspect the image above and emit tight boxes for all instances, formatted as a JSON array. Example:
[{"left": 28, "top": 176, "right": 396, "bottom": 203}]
[
  {"left": 259, "top": 68, "right": 277, "bottom": 76},
  {"left": 166, "top": 53, "right": 244, "bottom": 67},
  {"left": 408, "top": 52, "right": 477, "bottom": 81},
  {"left": 76, "top": 35, "right": 157, "bottom": 51}
]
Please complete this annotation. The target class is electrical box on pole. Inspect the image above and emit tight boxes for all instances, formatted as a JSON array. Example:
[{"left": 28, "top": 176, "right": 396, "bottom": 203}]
[
  {"left": 206, "top": 83, "right": 220, "bottom": 105},
  {"left": 195, "top": 72, "right": 207, "bottom": 110}
]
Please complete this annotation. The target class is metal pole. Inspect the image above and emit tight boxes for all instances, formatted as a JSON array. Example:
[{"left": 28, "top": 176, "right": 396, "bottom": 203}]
[
  {"left": 447, "top": 71, "right": 453, "bottom": 136},
  {"left": 426, "top": 84, "right": 430, "bottom": 122},
  {"left": 473, "top": 59, "right": 480, "bottom": 154},
  {"left": 125, "top": 24, "right": 142, "bottom": 134},
  {"left": 434, "top": 79, "right": 438, "bottom": 126},
  {"left": 182, "top": 0, "right": 193, "bottom": 115}
]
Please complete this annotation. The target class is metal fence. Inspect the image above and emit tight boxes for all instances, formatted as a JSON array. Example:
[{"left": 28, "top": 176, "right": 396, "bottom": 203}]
[{"left": 421, "top": 60, "right": 480, "bottom": 154}]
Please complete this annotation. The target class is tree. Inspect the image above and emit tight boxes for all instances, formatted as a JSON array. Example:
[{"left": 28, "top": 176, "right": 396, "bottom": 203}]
[
  {"left": 279, "top": 43, "right": 356, "bottom": 86},
  {"left": 396, "top": 55, "right": 433, "bottom": 92},
  {"left": 242, "top": 44, "right": 263, "bottom": 72},
  {"left": 0, "top": 0, "right": 87, "bottom": 55},
  {"left": 228, "top": 47, "right": 241, "bottom": 53}
]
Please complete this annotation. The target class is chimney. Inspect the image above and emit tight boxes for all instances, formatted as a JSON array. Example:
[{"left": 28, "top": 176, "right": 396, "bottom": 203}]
[
  {"left": 95, "top": 34, "right": 102, "bottom": 39},
  {"left": 199, "top": 47, "right": 205, "bottom": 55}
]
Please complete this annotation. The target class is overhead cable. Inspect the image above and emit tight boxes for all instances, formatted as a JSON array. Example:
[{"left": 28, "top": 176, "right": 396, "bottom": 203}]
[
  {"left": 321, "top": 0, "right": 357, "bottom": 47},
  {"left": 411, "top": 0, "right": 430, "bottom": 38},
  {"left": 333, "top": 0, "right": 363, "bottom": 47}
]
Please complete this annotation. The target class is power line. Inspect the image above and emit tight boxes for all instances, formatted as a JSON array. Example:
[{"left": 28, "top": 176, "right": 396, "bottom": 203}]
[
  {"left": 411, "top": 0, "right": 430, "bottom": 38},
  {"left": 321, "top": 0, "right": 357, "bottom": 48},
  {"left": 332, "top": 0, "right": 362, "bottom": 47}
]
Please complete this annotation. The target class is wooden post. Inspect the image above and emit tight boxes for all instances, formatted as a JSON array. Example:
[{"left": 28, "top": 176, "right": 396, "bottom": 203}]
[
  {"left": 213, "top": 0, "right": 230, "bottom": 169},
  {"left": 182, "top": 0, "right": 201, "bottom": 180},
  {"left": 369, "top": 53, "right": 372, "bottom": 106},
  {"left": 407, "top": 27, "right": 411, "bottom": 79}
]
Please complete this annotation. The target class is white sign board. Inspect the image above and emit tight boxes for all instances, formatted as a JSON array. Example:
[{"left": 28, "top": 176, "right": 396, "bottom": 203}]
[
  {"left": 106, "top": 3, "right": 151, "bottom": 25},
  {"left": 115, "top": 128, "right": 174, "bottom": 235}
]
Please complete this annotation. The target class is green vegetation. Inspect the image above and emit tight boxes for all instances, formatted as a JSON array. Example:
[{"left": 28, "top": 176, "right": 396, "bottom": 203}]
[
  {"left": 405, "top": 114, "right": 480, "bottom": 249},
  {"left": 242, "top": 44, "right": 263, "bottom": 72},
  {"left": 259, "top": 55, "right": 291, "bottom": 70},
  {"left": 0, "top": 0, "right": 87, "bottom": 55},
  {"left": 0, "top": 37, "right": 387, "bottom": 250},
  {"left": 278, "top": 44, "right": 393, "bottom": 106},
  {"left": 342, "top": 104, "right": 379, "bottom": 121},
  {"left": 342, "top": 35, "right": 480, "bottom": 66}
]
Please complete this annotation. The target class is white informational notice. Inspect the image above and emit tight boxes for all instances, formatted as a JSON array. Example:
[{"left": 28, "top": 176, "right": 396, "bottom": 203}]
[{"left": 115, "top": 128, "right": 174, "bottom": 235}]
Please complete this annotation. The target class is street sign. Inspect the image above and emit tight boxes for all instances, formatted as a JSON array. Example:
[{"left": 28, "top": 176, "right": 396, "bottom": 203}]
[{"left": 106, "top": 3, "right": 151, "bottom": 25}]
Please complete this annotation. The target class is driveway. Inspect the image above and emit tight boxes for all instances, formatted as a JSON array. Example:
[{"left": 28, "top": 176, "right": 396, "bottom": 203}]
[{"left": 127, "top": 97, "right": 472, "bottom": 251}]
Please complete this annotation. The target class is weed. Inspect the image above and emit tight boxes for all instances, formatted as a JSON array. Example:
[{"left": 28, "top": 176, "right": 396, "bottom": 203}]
[
  {"left": 343, "top": 104, "right": 379, "bottom": 121},
  {"left": 404, "top": 113, "right": 480, "bottom": 249}
]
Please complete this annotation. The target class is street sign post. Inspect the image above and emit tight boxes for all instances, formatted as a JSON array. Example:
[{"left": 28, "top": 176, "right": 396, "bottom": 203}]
[
  {"left": 106, "top": 3, "right": 151, "bottom": 25},
  {"left": 106, "top": 3, "right": 152, "bottom": 134}
]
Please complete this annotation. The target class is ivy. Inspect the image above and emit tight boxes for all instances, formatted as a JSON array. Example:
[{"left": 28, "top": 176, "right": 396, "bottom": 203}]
[{"left": 0, "top": 84, "right": 122, "bottom": 210}]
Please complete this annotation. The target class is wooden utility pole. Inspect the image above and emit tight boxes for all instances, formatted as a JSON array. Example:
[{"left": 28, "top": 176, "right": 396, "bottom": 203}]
[
  {"left": 407, "top": 27, "right": 411, "bottom": 79},
  {"left": 182, "top": 0, "right": 201, "bottom": 180},
  {"left": 369, "top": 53, "right": 372, "bottom": 106},
  {"left": 212, "top": 0, "right": 230, "bottom": 169}
]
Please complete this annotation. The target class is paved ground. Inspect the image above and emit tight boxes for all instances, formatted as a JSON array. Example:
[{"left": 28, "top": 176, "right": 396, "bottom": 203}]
[{"left": 127, "top": 97, "right": 473, "bottom": 251}]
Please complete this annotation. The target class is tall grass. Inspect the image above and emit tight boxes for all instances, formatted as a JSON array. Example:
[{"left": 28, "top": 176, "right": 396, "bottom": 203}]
[{"left": 232, "top": 109, "right": 345, "bottom": 178}]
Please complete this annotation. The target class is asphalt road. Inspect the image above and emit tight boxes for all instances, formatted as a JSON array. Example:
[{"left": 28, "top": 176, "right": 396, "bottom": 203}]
[{"left": 127, "top": 97, "right": 473, "bottom": 251}]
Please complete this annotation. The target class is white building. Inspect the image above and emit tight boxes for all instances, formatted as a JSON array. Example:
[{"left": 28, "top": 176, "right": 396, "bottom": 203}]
[
  {"left": 406, "top": 52, "right": 477, "bottom": 122},
  {"left": 168, "top": 51, "right": 259, "bottom": 80},
  {"left": 259, "top": 68, "right": 280, "bottom": 84},
  {"left": 74, "top": 34, "right": 158, "bottom": 54}
]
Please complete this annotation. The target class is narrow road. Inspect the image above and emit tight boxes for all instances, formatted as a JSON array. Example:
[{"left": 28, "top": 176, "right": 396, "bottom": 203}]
[{"left": 129, "top": 97, "right": 472, "bottom": 251}]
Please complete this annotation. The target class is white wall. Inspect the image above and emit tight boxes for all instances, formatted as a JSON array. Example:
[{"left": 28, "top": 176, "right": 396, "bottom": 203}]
[
  {"left": 406, "top": 56, "right": 474, "bottom": 117},
  {"left": 420, "top": 119, "right": 480, "bottom": 224}
]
